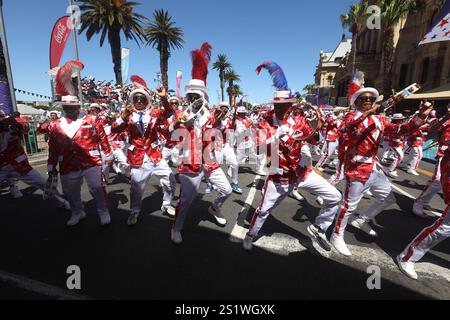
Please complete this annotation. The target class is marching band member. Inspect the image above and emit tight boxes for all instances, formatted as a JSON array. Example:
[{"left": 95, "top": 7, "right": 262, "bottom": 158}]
[
  {"left": 413, "top": 111, "right": 450, "bottom": 218},
  {"left": 170, "top": 42, "right": 232, "bottom": 245},
  {"left": 403, "top": 120, "right": 430, "bottom": 176},
  {"left": 243, "top": 62, "right": 342, "bottom": 252},
  {"left": 385, "top": 113, "right": 407, "bottom": 178},
  {"left": 112, "top": 75, "right": 177, "bottom": 225},
  {"left": 47, "top": 61, "right": 113, "bottom": 226},
  {"left": 397, "top": 110, "right": 450, "bottom": 279},
  {"left": 331, "top": 85, "right": 434, "bottom": 256},
  {"left": 315, "top": 110, "right": 340, "bottom": 171},
  {"left": 103, "top": 113, "right": 130, "bottom": 182}
]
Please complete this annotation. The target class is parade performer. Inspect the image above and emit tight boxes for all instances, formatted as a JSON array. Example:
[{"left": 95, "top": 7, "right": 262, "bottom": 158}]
[
  {"left": 331, "top": 85, "right": 433, "bottom": 256},
  {"left": 243, "top": 61, "right": 342, "bottom": 252},
  {"left": 397, "top": 110, "right": 450, "bottom": 280},
  {"left": 385, "top": 113, "right": 407, "bottom": 178},
  {"left": 170, "top": 42, "right": 232, "bottom": 245},
  {"left": 112, "top": 75, "right": 177, "bottom": 226},
  {"left": 47, "top": 61, "right": 113, "bottom": 226}
]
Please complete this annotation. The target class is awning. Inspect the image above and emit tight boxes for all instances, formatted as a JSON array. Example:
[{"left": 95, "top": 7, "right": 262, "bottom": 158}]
[{"left": 406, "top": 82, "right": 450, "bottom": 100}]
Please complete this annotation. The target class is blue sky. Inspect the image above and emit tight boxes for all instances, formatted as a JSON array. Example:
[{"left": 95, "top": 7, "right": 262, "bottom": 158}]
[{"left": 4, "top": 0, "right": 355, "bottom": 104}]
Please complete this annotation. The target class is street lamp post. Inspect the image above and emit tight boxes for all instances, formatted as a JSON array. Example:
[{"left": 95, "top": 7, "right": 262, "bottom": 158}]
[{"left": 0, "top": 0, "right": 17, "bottom": 113}]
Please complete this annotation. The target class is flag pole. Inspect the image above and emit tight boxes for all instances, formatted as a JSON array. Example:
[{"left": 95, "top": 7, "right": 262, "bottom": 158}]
[
  {"left": 68, "top": 0, "right": 83, "bottom": 104},
  {"left": 0, "top": 0, "right": 17, "bottom": 113}
]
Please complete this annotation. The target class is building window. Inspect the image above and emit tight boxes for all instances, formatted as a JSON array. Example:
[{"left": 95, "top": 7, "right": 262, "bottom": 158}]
[
  {"left": 420, "top": 57, "right": 430, "bottom": 84},
  {"left": 399, "top": 64, "right": 408, "bottom": 88},
  {"left": 408, "top": 62, "right": 415, "bottom": 84}
]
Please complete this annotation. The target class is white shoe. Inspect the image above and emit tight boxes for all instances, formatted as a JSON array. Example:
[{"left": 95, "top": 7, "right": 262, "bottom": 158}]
[
  {"left": 256, "top": 169, "right": 267, "bottom": 176},
  {"left": 316, "top": 196, "right": 324, "bottom": 206},
  {"left": 407, "top": 169, "right": 420, "bottom": 176},
  {"left": 208, "top": 206, "right": 227, "bottom": 226},
  {"left": 396, "top": 255, "right": 418, "bottom": 280},
  {"left": 127, "top": 212, "right": 140, "bottom": 226},
  {"left": 243, "top": 234, "right": 254, "bottom": 251},
  {"left": 99, "top": 213, "right": 111, "bottom": 226},
  {"left": 330, "top": 234, "right": 352, "bottom": 256},
  {"left": 162, "top": 205, "right": 176, "bottom": 217},
  {"left": 316, "top": 167, "right": 324, "bottom": 172},
  {"left": 66, "top": 212, "right": 86, "bottom": 227},
  {"left": 350, "top": 217, "right": 378, "bottom": 237},
  {"left": 365, "top": 190, "right": 373, "bottom": 197},
  {"left": 386, "top": 171, "right": 398, "bottom": 178},
  {"left": 171, "top": 229, "right": 183, "bottom": 245},
  {"left": 291, "top": 189, "right": 304, "bottom": 201},
  {"left": 10, "top": 186, "right": 23, "bottom": 199}
]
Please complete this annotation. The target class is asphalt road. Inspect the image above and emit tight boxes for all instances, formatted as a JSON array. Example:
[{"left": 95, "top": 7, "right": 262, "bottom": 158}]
[{"left": 0, "top": 154, "right": 448, "bottom": 300}]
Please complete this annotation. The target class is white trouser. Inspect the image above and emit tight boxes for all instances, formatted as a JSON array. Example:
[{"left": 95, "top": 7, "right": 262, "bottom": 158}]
[
  {"left": 415, "top": 158, "right": 442, "bottom": 207},
  {"left": 104, "top": 148, "right": 130, "bottom": 180},
  {"left": 173, "top": 167, "right": 232, "bottom": 232},
  {"left": 248, "top": 171, "right": 342, "bottom": 237},
  {"left": 399, "top": 205, "right": 449, "bottom": 263},
  {"left": 0, "top": 165, "right": 66, "bottom": 205},
  {"left": 334, "top": 166, "right": 396, "bottom": 237},
  {"left": 388, "top": 146, "right": 404, "bottom": 172},
  {"left": 301, "top": 144, "right": 313, "bottom": 168},
  {"left": 215, "top": 143, "right": 239, "bottom": 184},
  {"left": 236, "top": 142, "right": 265, "bottom": 173},
  {"left": 130, "top": 158, "right": 175, "bottom": 215},
  {"left": 404, "top": 145, "right": 423, "bottom": 170},
  {"left": 60, "top": 166, "right": 108, "bottom": 216},
  {"left": 316, "top": 140, "right": 338, "bottom": 168},
  {"left": 162, "top": 146, "right": 180, "bottom": 165},
  {"left": 381, "top": 141, "right": 390, "bottom": 159},
  {"left": 329, "top": 162, "right": 345, "bottom": 186}
]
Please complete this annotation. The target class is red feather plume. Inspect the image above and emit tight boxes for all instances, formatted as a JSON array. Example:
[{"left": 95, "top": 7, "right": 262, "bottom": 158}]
[
  {"left": 191, "top": 42, "right": 212, "bottom": 85},
  {"left": 130, "top": 75, "right": 148, "bottom": 89},
  {"left": 55, "top": 61, "right": 84, "bottom": 96}
]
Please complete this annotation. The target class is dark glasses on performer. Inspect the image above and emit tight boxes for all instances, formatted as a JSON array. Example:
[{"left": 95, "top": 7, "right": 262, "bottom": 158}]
[
  {"left": 133, "top": 95, "right": 148, "bottom": 104},
  {"left": 358, "top": 96, "right": 377, "bottom": 103},
  {"left": 187, "top": 93, "right": 201, "bottom": 102}
]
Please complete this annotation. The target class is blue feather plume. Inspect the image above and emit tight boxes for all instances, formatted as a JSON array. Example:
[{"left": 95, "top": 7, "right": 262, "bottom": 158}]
[{"left": 256, "top": 61, "right": 289, "bottom": 91}]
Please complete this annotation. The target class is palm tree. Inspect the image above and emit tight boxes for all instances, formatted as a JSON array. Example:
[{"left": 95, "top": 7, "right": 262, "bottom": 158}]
[
  {"left": 145, "top": 9, "right": 184, "bottom": 90},
  {"left": 379, "top": 0, "right": 418, "bottom": 96},
  {"left": 302, "top": 84, "right": 317, "bottom": 94},
  {"left": 224, "top": 68, "right": 240, "bottom": 105},
  {"left": 340, "top": 1, "right": 370, "bottom": 73},
  {"left": 78, "top": 0, "right": 146, "bottom": 85},
  {"left": 212, "top": 54, "right": 232, "bottom": 102}
]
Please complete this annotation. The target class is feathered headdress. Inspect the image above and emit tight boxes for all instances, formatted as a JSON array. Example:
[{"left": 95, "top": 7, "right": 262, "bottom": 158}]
[
  {"left": 130, "top": 75, "right": 148, "bottom": 89},
  {"left": 347, "top": 70, "right": 365, "bottom": 101},
  {"left": 191, "top": 42, "right": 212, "bottom": 85},
  {"left": 55, "top": 60, "right": 84, "bottom": 96},
  {"left": 256, "top": 61, "right": 289, "bottom": 91}
]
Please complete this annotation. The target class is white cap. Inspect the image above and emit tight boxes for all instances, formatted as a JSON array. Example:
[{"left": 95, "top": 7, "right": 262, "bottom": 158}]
[{"left": 350, "top": 87, "right": 380, "bottom": 107}]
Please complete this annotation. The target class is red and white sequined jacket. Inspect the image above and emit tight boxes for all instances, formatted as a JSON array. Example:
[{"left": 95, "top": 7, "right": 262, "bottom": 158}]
[{"left": 0, "top": 117, "right": 32, "bottom": 175}]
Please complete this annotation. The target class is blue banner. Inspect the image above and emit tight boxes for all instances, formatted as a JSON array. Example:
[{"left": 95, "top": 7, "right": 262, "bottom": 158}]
[
  {"left": 121, "top": 48, "right": 130, "bottom": 84},
  {"left": 422, "top": 139, "right": 438, "bottom": 162}
]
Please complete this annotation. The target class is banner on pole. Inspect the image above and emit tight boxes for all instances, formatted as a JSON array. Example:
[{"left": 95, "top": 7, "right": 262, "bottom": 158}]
[
  {"left": 50, "top": 16, "right": 71, "bottom": 69},
  {"left": 419, "top": 0, "right": 450, "bottom": 45},
  {"left": 0, "top": 33, "right": 12, "bottom": 114},
  {"left": 176, "top": 71, "right": 182, "bottom": 98},
  {"left": 121, "top": 48, "right": 130, "bottom": 84}
]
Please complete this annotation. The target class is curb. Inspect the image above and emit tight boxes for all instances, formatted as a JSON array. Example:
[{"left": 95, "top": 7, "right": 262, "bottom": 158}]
[{"left": 28, "top": 154, "right": 48, "bottom": 167}]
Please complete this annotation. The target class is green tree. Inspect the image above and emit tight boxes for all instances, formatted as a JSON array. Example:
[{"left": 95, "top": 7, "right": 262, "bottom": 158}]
[
  {"left": 78, "top": 0, "right": 146, "bottom": 85},
  {"left": 302, "top": 84, "right": 317, "bottom": 94},
  {"left": 145, "top": 9, "right": 184, "bottom": 90},
  {"left": 224, "top": 68, "right": 240, "bottom": 105},
  {"left": 212, "top": 54, "right": 232, "bottom": 102}
]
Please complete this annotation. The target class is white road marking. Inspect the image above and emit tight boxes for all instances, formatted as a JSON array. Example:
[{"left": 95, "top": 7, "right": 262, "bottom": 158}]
[
  {"left": 229, "top": 175, "right": 261, "bottom": 242},
  {"left": 0, "top": 269, "right": 91, "bottom": 300}
]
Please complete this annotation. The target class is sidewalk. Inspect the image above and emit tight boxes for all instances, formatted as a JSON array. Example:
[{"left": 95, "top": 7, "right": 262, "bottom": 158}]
[{"left": 28, "top": 151, "right": 48, "bottom": 166}]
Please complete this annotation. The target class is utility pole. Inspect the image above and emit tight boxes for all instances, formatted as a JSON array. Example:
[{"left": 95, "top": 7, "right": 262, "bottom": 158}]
[{"left": 68, "top": 0, "right": 83, "bottom": 104}]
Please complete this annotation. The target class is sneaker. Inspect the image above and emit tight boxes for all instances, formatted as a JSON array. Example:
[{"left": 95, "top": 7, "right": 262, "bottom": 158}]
[
  {"left": 59, "top": 200, "right": 71, "bottom": 211},
  {"left": 386, "top": 171, "right": 398, "bottom": 178},
  {"left": 365, "top": 190, "right": 373, "bottom": 197},
  {"left": 230, "top": 183, "right": 243, "bottom": 194},
  {"left": 9, "top": 186, "right": 23, "bottom": 199},
  {"left": 127, "top": 212, "right": 140, "bottom": 226},
  {"left": 205, "top": 183, "right": 213, "bottom": 194},
  {"left": 350, "top": 217, "right": 378, "bottom": 237},
  {"left": 243, "top": 234, "right": 254, "bottom": 251},
  {"left": 396, "top": 255, "right": 418, "bottom": 280},
  {"left": 407, "top": 169, "right": 420, "bottom": 176},
  {"left": 316, "top": 196, "right": 324, "bottom": 206},
  {"left": 99, "top": 213, "right": 111, "bottom": 226},
  {"left": 256, "top": 169, "right": 267, "bottom": 176},
  {"left": 307, "top": 224, "right": 331, "bottom": 252},
  {"left": 330, "top": 234, "right": 352, "bottom": 256},
  {"left": 66, "top": 212, "right": 86, "bottom": 227},
  {"left": 291, "top": 189, "right": 304, "bottom": 201},
  {"left": 316, "top": 167, "right": 324, "bottom": 172},
  {"left": 162, "top": 205, "right": 176, "bottom": 217},
  {"left": 208, "top": 205, "right": 227, "bottom": 226},
  {"left": 171, "top": 229, "right": 183, "bottom": 245}
]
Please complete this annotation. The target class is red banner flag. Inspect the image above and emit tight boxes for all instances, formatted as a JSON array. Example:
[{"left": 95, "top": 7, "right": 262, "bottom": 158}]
[{"left": 50, "top": 16, "right": 71, "bottom": 69}]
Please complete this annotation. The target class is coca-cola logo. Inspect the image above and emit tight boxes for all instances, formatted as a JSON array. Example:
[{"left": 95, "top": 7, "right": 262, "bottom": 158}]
[{"left": 55, "top": 22, "right": 67, "bottom": 44}]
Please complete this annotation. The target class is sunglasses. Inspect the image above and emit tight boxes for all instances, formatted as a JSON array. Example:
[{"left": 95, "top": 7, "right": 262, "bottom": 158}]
[
  {"left": 133, "top": 96, "right": 148, "bottom": 104},
  {"left": 358, "top": 96, "right": 377, "bottom": 103},
  {"left": 187, "top": 93, "right": 201, "bottom": 102}
]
